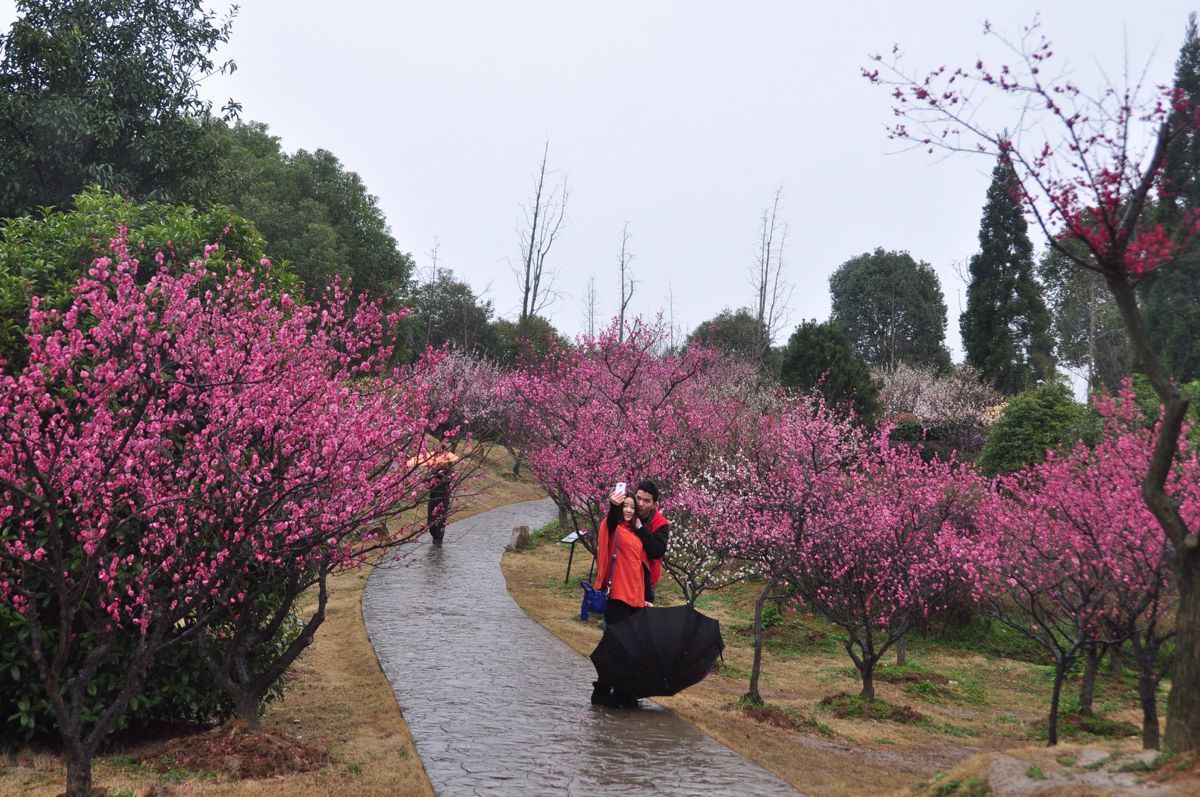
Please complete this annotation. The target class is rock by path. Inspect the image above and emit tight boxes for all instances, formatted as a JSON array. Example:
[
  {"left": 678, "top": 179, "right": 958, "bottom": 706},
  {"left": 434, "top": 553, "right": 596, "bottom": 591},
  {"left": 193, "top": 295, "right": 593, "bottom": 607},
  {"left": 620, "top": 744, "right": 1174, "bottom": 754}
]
[{"left": 363, "top": 498, "right": 802, "bottom": 796}]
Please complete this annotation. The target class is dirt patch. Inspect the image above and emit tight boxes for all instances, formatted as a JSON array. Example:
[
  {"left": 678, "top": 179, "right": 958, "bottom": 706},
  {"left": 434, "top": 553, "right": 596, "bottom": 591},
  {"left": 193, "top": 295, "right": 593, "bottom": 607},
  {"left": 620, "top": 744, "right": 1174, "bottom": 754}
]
[
  {"left": 818, "top": 693, "right": 927, "bottom": 724},
  {"left": 737, "top": 700, "right": 833, "bottom": 735},
  {"left": 146, "top": 720, "right": 331, "bottom": 779}
]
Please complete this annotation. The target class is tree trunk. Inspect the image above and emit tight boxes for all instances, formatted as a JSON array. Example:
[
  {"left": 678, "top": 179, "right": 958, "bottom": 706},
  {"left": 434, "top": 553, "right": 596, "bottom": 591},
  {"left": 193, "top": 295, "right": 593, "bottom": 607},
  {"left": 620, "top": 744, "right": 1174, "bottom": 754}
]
[
  {"left": 64, "top": 748, "right": 93, "bottom": 797},
  {"left": 1108, "top": 640, "right": 1126, "bottom": 676},
  {"left": 510, "top": 449, "right": 523, "bottom": 477},
  {"left": 234, "top": 690, "right": 261, "bottom": 730},
  {"left": 1165, "top": 554, "right": 1200, "bottom": 751},
  {"left": 1047, "top": 660, "right": 1066, "bottom": 746},
  {"left": 1138, "top": 660, "right": 1162, "bottom": 750},
  {"left": 743, "top": 579, "right": 774, "bottom": 704},
  {"left": 895, "top": 635, "right": 906, "bottom": 667},
  {"left": 860, "top": 663, "right": 876, "bottom": 701},
  {"left": 1078, "top": 644, "right": 1102, "bottom": 717}
]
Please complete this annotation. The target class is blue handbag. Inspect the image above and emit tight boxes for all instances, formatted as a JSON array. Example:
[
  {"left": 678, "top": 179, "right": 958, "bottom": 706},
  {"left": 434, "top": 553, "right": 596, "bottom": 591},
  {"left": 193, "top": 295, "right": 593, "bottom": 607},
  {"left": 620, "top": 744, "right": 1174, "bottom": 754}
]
[{"left": 580, "top": 524, "right": 619, "bottom": 620}]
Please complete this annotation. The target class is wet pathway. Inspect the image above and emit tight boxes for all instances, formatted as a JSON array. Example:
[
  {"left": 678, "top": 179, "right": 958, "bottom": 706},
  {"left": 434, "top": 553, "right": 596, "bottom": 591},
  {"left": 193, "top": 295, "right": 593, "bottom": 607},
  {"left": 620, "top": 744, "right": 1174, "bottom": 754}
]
[{"left": 363, "top": 498, "right": 802, "bottom": 796}]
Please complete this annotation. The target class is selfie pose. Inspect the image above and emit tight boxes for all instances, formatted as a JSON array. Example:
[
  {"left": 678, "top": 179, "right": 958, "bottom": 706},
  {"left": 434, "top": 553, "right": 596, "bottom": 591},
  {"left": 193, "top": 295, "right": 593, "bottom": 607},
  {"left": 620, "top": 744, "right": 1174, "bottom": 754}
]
[{"left": 589, "top": 481, "right": 669, "bottom": 707}]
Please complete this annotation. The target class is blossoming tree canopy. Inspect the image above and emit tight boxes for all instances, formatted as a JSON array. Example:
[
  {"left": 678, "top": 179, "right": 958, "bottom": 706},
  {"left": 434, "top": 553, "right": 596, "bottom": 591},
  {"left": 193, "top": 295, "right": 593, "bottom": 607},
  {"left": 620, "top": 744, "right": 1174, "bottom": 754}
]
[{"left": 0, "top": 235, "right": 447, "bottom": 793}]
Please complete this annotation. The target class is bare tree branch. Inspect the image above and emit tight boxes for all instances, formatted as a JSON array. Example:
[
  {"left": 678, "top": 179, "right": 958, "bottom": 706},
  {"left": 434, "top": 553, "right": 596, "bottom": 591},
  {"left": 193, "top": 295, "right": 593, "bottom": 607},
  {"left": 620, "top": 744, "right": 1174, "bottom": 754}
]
[{"left": 514, "top": 141, "right": 568, "bottom": 340}]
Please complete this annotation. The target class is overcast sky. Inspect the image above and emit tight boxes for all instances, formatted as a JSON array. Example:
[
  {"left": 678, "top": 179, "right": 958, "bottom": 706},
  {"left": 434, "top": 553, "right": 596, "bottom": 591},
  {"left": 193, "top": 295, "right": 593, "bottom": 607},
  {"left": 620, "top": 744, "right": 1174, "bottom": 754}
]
[{"left": 2, "top": 1, "right": 1195, "bottom": 359}]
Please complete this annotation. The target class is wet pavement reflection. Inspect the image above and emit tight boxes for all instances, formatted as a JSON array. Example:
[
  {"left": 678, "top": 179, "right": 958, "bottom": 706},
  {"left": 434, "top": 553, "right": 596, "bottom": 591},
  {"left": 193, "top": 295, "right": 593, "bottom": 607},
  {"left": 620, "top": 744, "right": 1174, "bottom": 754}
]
[{"left": 363, "top": 498, "right": 802, "bottom": 796}]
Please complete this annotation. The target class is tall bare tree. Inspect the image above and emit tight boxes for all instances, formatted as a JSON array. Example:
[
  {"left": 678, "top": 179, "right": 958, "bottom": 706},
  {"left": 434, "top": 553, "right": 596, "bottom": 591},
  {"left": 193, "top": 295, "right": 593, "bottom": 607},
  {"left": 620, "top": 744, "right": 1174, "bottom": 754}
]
[
  {"left": 580, "top": 274, "right": 600, "bottom": 339},
  {"left": 750, "top": 186, "right": 794, "bottom": 365},
  {"left": 617, "top": 222, "right": 636, "bottom": 341},
  {"left": 514, "top": 142, "right": 568, "bottom": 341},
  {"left": 667, "top": 282, "right": 679, "bottom": 351}
]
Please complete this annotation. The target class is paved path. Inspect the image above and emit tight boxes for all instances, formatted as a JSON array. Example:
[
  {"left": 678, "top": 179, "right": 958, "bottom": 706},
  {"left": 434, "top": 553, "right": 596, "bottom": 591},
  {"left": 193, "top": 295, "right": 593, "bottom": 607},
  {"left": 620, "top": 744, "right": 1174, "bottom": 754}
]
[{"left": 363, "top": 498, "right": 802, "bottom": 796}]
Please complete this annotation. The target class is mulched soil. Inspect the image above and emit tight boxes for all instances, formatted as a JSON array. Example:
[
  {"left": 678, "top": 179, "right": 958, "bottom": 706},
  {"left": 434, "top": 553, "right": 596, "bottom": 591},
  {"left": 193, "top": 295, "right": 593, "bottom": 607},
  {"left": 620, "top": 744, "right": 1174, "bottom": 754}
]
[
  {"left": 143, "top": 719, "right": 331, "bottom": 779},
  {"left": 818, "top": 693, "right": 927, "bottom": 724},
  {"left": 739, "top": 701, "right": 807, "bottom": 731}
]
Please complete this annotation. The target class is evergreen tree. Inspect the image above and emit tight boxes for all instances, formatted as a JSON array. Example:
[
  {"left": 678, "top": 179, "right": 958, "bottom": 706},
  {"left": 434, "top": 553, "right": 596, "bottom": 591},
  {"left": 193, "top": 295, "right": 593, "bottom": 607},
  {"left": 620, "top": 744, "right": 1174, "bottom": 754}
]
[
  {"left": 828, "top": 248, "right": 952, "bottom": 372},
  {"left": 780, "top": 320, "right": 879, "bottom": 422},
  {"left": 0, "top": 0, "right": 236, "bottom": 218},
  {"left": 210, "top": 122, "right": 413, "bottom": 310},
  {"left": 960, "top": 151, "right": 1056, "bottom": 394},
  {"left": 1039, "top": 239, "right": 1132, "bottom": 393},
  {"left": 1141, "top": 14, "right": 1200, "bottom": 381}
]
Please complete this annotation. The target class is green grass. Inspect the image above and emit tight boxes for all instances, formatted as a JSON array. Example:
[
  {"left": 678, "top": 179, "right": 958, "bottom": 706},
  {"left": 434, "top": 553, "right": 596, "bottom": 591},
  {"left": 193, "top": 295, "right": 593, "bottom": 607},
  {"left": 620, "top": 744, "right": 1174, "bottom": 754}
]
[
  {"left": 108, "top": 752, "right": 217, "bottom": 784},
  {"left": 927, "top": 774, "right": 992, "bottom": 796},
  {"left": 944, "top": 671, "right": 988, "bottom": 705},
  {"left": 904, "top": 678, "right": 940, "bottom": 697},
  {"left": 1025, "top": 764, "right": 1046, "bottom": 779},
  {"left": 715, "top": 659, "right": 750, "bottom": 679},
  {"left": 918, "top": 718, "right": 979, "bottom": 738},
  {"left": 1033, "top": 712, "right": 1140, "bottom": 742},
  {"left": 914, "top": 617, "right": 1049, "bottom": 664}
]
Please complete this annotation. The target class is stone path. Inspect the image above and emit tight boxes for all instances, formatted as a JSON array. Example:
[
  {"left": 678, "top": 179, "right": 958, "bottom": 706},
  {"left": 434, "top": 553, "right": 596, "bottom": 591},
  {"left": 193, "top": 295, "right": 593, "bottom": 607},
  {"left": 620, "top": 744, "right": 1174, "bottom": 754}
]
[{"left": 363, "top": 498, "right": 802, "bottom": 796}]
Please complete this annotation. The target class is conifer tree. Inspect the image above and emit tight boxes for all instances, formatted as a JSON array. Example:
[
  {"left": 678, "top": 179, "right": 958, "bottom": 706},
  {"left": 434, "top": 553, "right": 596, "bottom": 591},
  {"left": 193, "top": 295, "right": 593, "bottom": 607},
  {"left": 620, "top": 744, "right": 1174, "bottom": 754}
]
[
  {"left": 960, "top": 150, "right": 1056, "bottom": 394},
  {"left": 1141, "top": 14, "right": 1200, "bottom": 381}
]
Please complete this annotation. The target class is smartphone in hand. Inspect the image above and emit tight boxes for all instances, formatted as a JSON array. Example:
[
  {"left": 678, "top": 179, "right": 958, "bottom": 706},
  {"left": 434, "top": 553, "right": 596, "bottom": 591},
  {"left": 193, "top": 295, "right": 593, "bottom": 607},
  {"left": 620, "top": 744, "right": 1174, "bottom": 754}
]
[{"left": 614, "top": 482, "right": 626, "bottom": 495}]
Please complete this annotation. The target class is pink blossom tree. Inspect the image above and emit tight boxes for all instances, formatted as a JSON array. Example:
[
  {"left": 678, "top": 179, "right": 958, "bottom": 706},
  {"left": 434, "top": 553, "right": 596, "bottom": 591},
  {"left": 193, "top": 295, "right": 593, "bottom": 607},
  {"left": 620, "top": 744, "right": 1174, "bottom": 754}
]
[
  {"left": 975, "top": 461, "right": 1123, "bottom": 745},
  {"left": 865, "top": 20, "right": 1200, "bottom": 751},
  {"left": 787, "top": 433, "right": 980, "bottom": 701},
  {"left": 1022, "top": 387, "right": 1188, "bottom": 748},
  {"left": 508, "top": 317, "right": 772, "bottom": 604},
  {"left": 505, "top": 318, "right": 712, "bottom": 547},
  {"left": 673, "top": 393, "right": 866, "bottom": 703},
  {"left": 0, "top": 237, "right": 444, "bottom": 796}
]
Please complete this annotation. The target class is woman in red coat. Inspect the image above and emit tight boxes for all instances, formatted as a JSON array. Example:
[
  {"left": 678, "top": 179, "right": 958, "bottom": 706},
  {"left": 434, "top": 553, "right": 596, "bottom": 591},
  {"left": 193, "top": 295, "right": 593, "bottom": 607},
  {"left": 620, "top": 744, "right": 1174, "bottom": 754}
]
[{"left": 589, "top": 486, "right": 668, "bottom": 707}]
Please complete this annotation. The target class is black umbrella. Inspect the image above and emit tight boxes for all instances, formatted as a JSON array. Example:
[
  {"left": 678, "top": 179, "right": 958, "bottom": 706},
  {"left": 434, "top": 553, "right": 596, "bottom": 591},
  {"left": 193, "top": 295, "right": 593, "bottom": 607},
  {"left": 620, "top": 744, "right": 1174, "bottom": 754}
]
[{"left": 589, "top": 605, "right": 724, "bottom": 698}]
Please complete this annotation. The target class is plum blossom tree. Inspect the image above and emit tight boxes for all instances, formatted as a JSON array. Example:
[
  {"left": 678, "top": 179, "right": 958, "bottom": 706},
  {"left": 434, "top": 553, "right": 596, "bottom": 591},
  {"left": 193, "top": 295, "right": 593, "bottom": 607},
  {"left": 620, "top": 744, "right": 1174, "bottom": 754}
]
[
  {"left": 976, "top": 460, "right": 1124, "bottom": 746},
  {"left": 788, "top": 433, "right": 980, "bottom": 701},
  {"left": 673, "top": 393, "right": 865, "bottom": 702},
  {"left": 504, "top": 318, "right": 712, "bottom": 546},
  {"left": 876, "top": 362, "right": 1002, "bottom": 455},
  {"left": 508, "top": 318, "right": 773, "bottom": 608},
  {"left": 973, "top": 387, "right": 1191, "bottom": 747},
  {"left": 865, "top": 21, "right": 1200, "bottom": 750},
  {"left": 0, "top": 237, "right": 444, "bottom": 796},
  {"left": 1030, "top": 388, "right": 1187, "bottom": 748}
]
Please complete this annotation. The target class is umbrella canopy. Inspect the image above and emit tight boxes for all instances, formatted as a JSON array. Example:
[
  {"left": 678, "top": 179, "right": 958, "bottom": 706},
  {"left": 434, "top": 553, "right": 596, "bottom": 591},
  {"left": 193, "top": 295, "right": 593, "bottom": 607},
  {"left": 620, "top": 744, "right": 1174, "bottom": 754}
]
[
  {"left": 589, "top": 605, "right": 724, "bottom": 698},
  {"left": 406, "top": 450, "right": 460, "bottom": 469}
]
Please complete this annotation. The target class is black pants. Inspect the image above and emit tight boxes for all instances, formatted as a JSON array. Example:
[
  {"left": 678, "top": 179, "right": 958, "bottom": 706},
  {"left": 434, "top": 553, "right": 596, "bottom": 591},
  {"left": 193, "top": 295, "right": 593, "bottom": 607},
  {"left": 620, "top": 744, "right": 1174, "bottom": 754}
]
[{"left": 604, "top": 598, "right": 640, "bottom": 626}]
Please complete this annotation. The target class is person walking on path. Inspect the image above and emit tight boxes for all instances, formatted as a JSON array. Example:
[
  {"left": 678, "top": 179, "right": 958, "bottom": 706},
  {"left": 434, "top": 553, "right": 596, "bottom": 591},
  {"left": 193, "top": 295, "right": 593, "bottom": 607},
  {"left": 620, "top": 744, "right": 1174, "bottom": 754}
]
[
  {"left": 590, "top": 483, "right": 668, "bottom": 707},
  {"left": 427, "top": 461, "right": 453, "bottom": 547}
]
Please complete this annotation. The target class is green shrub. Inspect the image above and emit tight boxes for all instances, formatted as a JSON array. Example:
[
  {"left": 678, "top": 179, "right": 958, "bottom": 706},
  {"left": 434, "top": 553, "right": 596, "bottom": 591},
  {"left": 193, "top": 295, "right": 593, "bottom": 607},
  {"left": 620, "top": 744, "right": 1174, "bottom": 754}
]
[
  {"left": 977, "top": 383, "right": 1097, "bottom": 475},
  {"left": 0, "top": 188, "right": 294, "bottom": 369}
]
